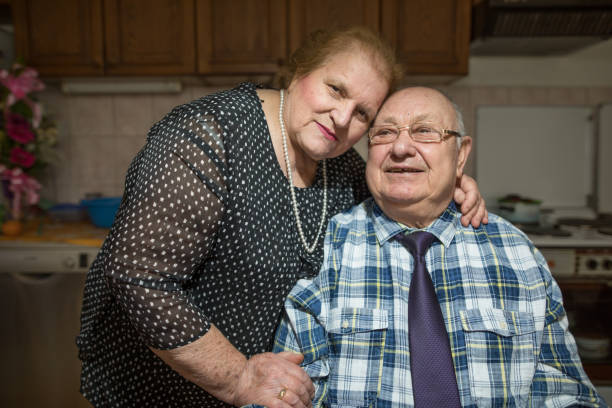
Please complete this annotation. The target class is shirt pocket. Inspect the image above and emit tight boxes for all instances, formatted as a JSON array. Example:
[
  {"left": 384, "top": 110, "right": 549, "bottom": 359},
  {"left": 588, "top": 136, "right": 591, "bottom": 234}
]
[
  {"left": 326, "top": 307, "right": 389, "bottom": 407},
  {"left": 460, "top": 308, "right": 537, "bottom": 408}
]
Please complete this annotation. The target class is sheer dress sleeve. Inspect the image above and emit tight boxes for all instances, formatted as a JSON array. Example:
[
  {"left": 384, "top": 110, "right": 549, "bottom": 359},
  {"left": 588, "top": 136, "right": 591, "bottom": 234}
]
[{"left": 103, "top": 108, "right": 227, "bottom": 350}]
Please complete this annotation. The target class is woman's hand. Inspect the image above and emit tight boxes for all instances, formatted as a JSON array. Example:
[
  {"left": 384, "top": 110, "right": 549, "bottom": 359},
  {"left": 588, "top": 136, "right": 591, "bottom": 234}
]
[
  {"left": 232, "top": 352, "right": 315, "bottom": 408},
  {"left": 454, "top": 174, "right": 488, "bottom": 228},
  {"left": 151, "top": 325, "right": 314, "bottom": 408}
]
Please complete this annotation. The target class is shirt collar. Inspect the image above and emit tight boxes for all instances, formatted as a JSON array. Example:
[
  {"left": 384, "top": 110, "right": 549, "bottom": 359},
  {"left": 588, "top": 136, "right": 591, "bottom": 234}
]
[{"left": 368, "top": 198, "right": 461, "bottom": 248}]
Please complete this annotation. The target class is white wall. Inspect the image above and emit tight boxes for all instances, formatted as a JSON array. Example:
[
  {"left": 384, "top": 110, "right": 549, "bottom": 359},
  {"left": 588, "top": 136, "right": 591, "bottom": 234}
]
[{"left": 457, "top": 39, "right": 612, "bottom": 87}]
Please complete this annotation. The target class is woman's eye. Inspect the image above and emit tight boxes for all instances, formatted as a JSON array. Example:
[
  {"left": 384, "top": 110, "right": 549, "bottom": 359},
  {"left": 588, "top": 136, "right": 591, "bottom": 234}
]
[{"left": 329, "top": 84, "right": 340, "bottom": 93}]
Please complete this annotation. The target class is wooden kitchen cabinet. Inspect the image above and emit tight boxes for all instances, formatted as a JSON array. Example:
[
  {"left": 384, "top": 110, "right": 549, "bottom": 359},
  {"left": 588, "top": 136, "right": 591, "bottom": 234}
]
[
  {"left": 13, "top": 0, "right": 195, "bottom": 76},
  {"left": 197, "top": 0, "right": 380, "bottom": 74},
  {"left": 287, "top": 0, "right": 380, "bottom": 54},
  {"left": 287, "top": 0, "right": 470, "bottom": 76},
  {"left": 381, "top": 0, "right": 471, "bottom": 76},
  {"left": 104, "top": 0, "right": 195, "bottom": 75},
  {"left": 13, "top": 0, "right": 472, "bottom": 77},
  {"left": 12, "top": 0, "right": 105, "bottom": 76},
  {"left": 196, "top": 0, "right": 286, "bottom": 74}
]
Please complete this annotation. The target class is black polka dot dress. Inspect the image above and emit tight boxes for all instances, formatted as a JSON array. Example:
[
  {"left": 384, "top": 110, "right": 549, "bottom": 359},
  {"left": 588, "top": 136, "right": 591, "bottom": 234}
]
[{"left": 77, "top": 83, "right": 370, "bottom": 407}]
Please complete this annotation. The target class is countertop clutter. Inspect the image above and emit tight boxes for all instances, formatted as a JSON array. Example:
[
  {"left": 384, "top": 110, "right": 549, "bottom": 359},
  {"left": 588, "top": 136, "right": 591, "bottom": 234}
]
[
  {"left": 0, "top": 195, "right": 118, "bottom": 247},
  {"left": 0, "top": 219, "right": 107, "bottom": 247}
]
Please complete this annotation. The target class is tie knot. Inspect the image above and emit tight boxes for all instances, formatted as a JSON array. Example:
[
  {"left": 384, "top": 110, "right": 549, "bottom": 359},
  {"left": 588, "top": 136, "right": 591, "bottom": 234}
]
[{"left": 396, "top": 230, "right": 437, "bottom": 259}]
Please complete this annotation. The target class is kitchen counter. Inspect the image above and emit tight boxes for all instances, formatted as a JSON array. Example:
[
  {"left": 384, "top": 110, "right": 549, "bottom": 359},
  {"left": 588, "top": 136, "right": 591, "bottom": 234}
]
[
  {"left": 0, "top": 219, "right": 108, "bottom": 248},
  {"left": 0, "top": 220, "right": 108, "bottom": 274}
]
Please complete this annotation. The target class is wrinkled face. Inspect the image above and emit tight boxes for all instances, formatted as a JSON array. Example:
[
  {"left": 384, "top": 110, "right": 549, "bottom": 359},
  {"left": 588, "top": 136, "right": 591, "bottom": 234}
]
[
  {"left": 284, "top": 49, "right": 389, "bottom": 162},
  {"left": 366, "top": 87, "right": 471, "bottom": 224}
]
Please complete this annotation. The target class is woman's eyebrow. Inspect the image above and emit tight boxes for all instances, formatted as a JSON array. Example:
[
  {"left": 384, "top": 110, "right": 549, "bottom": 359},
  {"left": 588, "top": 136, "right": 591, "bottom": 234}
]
[{"left": 331, "top": 79, "right": 348, "bottom": 96}]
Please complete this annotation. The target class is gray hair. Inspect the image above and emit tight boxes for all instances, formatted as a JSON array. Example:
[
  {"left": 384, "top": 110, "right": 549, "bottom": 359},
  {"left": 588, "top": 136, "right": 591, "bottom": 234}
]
[{"left": 433, "top": 88, "right": 465, "bottom": 150}]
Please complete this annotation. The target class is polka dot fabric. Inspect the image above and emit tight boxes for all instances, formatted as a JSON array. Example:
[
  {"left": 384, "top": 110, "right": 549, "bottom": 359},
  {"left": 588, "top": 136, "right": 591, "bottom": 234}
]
[{"left": 77, "top": 83, "right": 370, "bottom": 407}]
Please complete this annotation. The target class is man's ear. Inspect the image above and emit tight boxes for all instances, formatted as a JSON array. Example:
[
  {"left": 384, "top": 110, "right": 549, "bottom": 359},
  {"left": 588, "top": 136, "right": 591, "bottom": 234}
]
[{"left": 456, "top": 136, "right": 472, "bottom": 178}]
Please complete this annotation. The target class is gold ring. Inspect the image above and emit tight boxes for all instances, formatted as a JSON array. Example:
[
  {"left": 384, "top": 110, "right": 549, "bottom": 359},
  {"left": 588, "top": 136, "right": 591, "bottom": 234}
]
[{"left": 278, "top": 387, "right": 287, "bottom": 400}]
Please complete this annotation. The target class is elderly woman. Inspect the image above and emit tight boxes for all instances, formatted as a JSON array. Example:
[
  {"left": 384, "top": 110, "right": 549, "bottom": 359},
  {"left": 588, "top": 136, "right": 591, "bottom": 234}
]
[{"left": 77, "top": 27, "right": 487, "bottom": 408}]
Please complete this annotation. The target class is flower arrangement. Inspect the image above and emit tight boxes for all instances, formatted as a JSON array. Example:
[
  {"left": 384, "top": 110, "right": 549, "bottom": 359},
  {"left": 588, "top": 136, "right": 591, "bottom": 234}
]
[{"left": 0, "top": 63, "right": 57, "bottom": 222}]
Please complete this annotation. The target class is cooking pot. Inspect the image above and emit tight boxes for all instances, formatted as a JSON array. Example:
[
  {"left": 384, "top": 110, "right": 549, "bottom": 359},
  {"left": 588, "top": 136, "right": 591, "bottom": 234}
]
[{"left": 497, "top": 195, "right": 541, "bottom": 224}]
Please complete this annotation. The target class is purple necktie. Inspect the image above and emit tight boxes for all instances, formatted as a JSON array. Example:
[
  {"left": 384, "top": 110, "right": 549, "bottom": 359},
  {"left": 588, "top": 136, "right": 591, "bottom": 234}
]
[{"left": 396, "top": 231, "right": 461, "bottom": 407}]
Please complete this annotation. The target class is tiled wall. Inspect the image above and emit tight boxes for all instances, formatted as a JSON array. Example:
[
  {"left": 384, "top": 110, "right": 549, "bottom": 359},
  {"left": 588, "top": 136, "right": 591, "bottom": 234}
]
[
  {"left": 37, "top": 83, "right": 612, "bottom": 204},
  {"left": 38, "top": 84, "right": 226, "bottom": 203}
]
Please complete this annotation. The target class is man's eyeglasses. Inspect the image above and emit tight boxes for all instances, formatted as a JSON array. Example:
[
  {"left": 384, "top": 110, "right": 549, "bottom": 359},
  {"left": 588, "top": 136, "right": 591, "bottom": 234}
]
[{"left": 368, "top": 123, "right": 462, "bottom": 145}]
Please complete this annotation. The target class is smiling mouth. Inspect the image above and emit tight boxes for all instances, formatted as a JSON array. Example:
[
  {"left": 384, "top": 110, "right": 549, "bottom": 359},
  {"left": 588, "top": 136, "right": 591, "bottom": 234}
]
[{"left": 387, "top": 168, "right": 424, "bottom": 173}]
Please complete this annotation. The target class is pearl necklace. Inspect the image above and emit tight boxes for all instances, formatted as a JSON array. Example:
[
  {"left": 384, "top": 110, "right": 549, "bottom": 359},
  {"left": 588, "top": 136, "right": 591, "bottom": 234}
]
[{"left": 279, "top": 89, "right": 327, "bottom": 254}]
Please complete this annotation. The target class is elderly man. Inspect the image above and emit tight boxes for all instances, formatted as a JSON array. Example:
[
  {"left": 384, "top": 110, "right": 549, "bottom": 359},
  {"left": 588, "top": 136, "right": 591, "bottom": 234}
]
[{"left": 272, "top": 87, "right": 604, "bottom": 407}]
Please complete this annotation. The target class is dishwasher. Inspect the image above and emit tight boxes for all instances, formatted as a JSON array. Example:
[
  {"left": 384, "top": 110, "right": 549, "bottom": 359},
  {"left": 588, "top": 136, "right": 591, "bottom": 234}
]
[{"left": 0, "top": 240, "right": 99, "bottom": 408}]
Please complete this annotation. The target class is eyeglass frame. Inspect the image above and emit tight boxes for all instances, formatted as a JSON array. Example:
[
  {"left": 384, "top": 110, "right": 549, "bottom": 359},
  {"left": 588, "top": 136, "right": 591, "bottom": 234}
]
[{"left": 367, "top": 122, "right": 463, "bottom": 145}]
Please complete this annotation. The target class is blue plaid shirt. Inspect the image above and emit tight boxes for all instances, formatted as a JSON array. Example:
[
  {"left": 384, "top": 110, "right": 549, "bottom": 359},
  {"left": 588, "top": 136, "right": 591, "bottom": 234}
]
[{"left": 273, "top": 199, "right": 605, "bottom": 407}]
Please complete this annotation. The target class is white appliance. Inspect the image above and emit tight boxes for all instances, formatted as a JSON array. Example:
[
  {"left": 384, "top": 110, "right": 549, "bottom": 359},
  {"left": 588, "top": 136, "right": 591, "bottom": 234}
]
[
  {"left": 533, "top": 229, "right": 612, "bottom": 278},
  {"left": 0, "top": 241, "right": 98, "bottom": 408}
]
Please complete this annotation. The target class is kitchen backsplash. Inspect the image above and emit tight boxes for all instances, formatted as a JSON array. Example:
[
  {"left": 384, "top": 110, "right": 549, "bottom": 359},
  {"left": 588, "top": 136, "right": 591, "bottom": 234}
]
[{"left": 37, "top": 83, "right": 612, "bottom": 204}]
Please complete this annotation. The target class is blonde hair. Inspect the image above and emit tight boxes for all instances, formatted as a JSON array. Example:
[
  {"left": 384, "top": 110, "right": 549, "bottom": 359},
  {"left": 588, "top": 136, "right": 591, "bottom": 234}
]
[{"left": 277, "top": 26, "right": 403, "bottom": 91}]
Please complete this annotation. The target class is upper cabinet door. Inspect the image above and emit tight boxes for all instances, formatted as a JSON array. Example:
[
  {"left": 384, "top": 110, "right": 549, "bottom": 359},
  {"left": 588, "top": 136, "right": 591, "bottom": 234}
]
[
  {"left": 12, "top": 0, "right": 104, "bottom": 76},
  {"left": 288, "top": 0, "right": 380, "bottom": 54},
  {"left": 104, "top": 0, "right": 196, "bottom": 75},
  {"left": 381, "top": 0, "right": 471, "bottom": 76},
  {"left": 196, "top": 0, "right": 287, "bottom": 74}
]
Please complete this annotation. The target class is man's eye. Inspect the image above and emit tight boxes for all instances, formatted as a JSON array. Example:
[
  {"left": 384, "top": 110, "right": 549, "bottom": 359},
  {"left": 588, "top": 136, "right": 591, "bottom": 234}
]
[
  {"left": 375, "top": 128, "right": 395, "bottom": 136},
  {"left": 413, "top": 126, "right": 435, "bottom": 134},
  {"left": 329, "top": 85, "right": 340, "bottom": 93}
]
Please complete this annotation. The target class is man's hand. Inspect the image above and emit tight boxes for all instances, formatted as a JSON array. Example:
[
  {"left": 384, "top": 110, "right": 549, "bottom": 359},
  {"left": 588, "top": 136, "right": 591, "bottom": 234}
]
[
  {"left": 454, "top": 174, "right": 488, "bottom": 228},
  {"left": 232, "top": 352, "right": 315, "bottom": 408}
]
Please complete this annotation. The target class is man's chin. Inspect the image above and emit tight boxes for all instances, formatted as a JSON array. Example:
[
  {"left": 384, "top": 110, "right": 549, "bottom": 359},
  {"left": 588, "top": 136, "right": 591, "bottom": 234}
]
[
  {"left": 378, "top": 191, "right": 424, "bottom": 206},
  {"left": 374, "top": 195, "right": 450, "bottom": 227}
]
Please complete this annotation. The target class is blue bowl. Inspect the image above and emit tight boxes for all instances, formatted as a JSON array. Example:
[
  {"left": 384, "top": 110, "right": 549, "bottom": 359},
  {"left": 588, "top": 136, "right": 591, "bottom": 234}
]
[{"left": 81, "top": 197, "right": 121, "bottom": 228}]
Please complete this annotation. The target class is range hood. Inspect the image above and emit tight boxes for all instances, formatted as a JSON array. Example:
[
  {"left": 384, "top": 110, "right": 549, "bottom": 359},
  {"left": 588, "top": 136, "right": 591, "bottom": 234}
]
[{"left": 471, "top": 0, "right": 612, "bottom": 55}]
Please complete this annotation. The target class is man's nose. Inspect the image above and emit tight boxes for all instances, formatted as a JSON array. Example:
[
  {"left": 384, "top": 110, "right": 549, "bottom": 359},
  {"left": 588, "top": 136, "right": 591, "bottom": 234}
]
[{"left": 391, "top": 129, "right": 418, "bottom": 156}]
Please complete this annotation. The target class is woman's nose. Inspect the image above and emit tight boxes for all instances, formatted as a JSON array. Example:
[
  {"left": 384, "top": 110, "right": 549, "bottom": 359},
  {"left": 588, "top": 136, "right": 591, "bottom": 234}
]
[{"left": 331, "top": 102, "right": 353, "bottom": 128}]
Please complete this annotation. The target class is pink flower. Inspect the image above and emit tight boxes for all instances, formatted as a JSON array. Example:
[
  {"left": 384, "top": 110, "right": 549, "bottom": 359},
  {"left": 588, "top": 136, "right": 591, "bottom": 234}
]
[
  {"left": 9, "top": 146, "right": 36, "bottom": 168},
  {"left": 0, "top": 66, "right": 44, "bottom": 103},
  {"left": 30, "top": 101, "right": 42, "bottom": 128},
  {"left": 6, "top": 114, "right": 35, "bottom": 143},
  {"left": 0, "top": 166, "right": 41, "bottom": 219}
]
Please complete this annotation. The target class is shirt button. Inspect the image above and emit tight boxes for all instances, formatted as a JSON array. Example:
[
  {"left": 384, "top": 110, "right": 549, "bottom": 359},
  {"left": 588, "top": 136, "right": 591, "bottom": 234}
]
[
  {"left": 342, "top": 320, "right": 349, "bottom": 329},
  {"left": 499, "top": 321, "right": 507, "bottom": 329}
]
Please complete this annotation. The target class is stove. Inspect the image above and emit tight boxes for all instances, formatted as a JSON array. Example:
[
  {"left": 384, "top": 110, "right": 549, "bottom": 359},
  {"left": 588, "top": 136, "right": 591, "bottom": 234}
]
[{"left": 525, "top": 224, "right": 612, "bottom": 279}]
